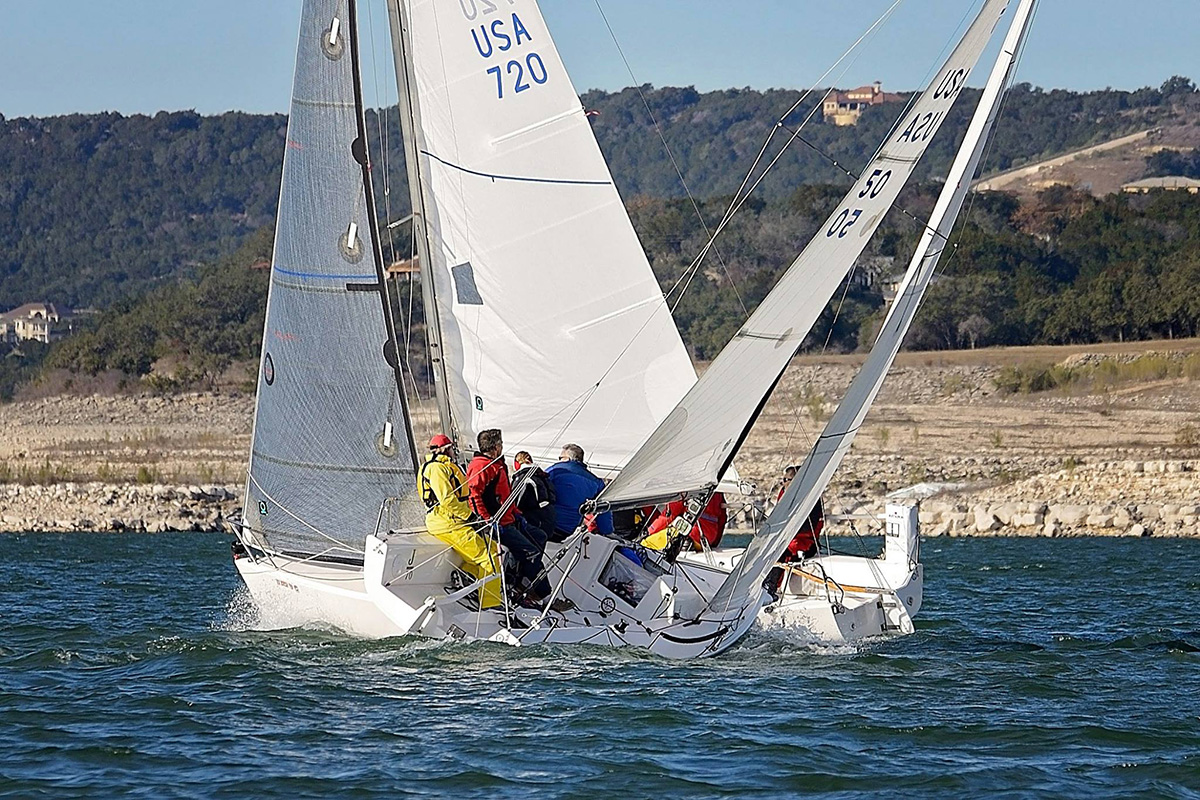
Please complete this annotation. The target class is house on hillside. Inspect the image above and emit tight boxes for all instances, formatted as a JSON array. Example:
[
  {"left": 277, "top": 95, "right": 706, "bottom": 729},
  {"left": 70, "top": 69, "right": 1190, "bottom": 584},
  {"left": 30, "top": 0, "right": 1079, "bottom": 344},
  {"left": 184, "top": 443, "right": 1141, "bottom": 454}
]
[
  {"left": 0, "top": 302, "right": 73, "bottom": 344},
  {"left": 822, "top": 82, "right": 905, "bottom": 126},
  {"left": 1121, "top": 177, "right": 1200, "bottom": 195}
]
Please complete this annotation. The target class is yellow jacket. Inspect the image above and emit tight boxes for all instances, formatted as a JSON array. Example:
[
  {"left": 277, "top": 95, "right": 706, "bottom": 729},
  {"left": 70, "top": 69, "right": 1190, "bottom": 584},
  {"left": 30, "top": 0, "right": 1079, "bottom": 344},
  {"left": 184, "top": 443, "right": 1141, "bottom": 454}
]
[{"left": 419, "top": 453, "right": 473, "bottom": 536}]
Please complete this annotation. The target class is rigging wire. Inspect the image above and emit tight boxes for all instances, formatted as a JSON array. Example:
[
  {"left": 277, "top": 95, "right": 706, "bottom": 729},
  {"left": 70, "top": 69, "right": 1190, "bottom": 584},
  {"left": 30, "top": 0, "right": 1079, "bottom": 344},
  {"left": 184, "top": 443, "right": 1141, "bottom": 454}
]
[
  {"left": 786, "top": 0, "right": 1035, "bottom": 537},
  {"left": 767, "top": 0, "right": 986, "bottom": 493},
  {"left": 592, "top": 0, "right": 747, "bottom": 317},
  {"left": 500, "top": 2, "right": 911, "bottom": 475}
]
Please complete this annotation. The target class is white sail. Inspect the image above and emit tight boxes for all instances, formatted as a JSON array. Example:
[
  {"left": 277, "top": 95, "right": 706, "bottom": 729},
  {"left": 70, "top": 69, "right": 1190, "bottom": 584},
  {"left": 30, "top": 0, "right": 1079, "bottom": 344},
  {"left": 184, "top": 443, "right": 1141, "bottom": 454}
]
[
  {"left": 597, "top": 0, "right": 1013, "bottom": 508},
  {"left": 708, "top": 0, "right": 1038, "bottom": 614},
  {"left": 244, "top": 0, "right": 426, "bottom": 560},
  {"left": 395, "top": 0, "right": 696, "bottom": 472}
]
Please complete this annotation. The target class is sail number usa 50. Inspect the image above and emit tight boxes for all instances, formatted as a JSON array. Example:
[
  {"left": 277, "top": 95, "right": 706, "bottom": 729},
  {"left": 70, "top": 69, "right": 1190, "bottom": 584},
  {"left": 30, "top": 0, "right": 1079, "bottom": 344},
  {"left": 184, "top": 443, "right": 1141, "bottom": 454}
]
[
  {"left": 461, "top": 3, "right": 550, "bottom": 100},
  {"left": 827, "top": 169, "right": 892, "bottom": 238}
]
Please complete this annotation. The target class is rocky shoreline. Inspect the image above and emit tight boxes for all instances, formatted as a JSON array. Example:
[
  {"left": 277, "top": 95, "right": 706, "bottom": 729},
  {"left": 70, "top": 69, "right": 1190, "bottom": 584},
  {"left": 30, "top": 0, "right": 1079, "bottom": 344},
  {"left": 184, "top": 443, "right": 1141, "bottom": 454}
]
[
  {"left": 2, "top": 342, "right": 1198, "bottom": 537},
  {"left": 3, "top": 458, "right": 1197, "bottom": 538},
  {"left": 0, "top": 483, "right": 240, "bottom": 534}
]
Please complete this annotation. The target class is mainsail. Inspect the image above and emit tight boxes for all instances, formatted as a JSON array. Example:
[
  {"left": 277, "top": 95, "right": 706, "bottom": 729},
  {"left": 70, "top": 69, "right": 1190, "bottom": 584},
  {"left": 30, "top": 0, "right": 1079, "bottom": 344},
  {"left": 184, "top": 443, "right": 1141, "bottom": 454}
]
[
  {"left": 597, "top": 0, "right": 1013, "bottom": 508},
  {"left": 390, "top": 0, "right": 696, "bottom": 473},
  {"left": 708, "top": 0, "right": 1038, "bottom": 613},
  {"left": 243, "top": 0, "right": 426, "bottom": 559}
]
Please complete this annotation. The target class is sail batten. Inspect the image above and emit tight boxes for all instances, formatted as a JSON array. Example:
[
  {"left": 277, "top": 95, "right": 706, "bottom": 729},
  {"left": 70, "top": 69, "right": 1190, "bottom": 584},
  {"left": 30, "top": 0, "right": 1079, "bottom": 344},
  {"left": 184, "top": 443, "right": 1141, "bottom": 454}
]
[{"left": 597, "top": 0, "right": 1014, "bottom": 509}]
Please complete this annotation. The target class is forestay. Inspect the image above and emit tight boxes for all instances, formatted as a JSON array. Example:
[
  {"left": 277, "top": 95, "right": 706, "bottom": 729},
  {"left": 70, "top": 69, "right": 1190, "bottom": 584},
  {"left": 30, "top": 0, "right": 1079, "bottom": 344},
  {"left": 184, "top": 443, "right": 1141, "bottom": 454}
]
[
  {"left": 244, "top": 0, "right": 425, "bottom": 559},
  {"left": 708, "top": 0, "right": 1038, "bottom": 614},
  {"left": 597, "top": 0, "right": 1013, "bottom": 508},
  {"left": 398, "top": 0, "right": 696, "bottom": 473}
]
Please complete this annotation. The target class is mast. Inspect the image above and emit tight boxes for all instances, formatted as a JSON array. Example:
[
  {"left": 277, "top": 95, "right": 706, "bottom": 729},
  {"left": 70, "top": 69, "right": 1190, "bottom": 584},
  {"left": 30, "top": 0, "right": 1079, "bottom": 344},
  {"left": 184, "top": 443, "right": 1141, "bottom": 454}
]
[
  {"left": 594, "top": 0, "right": 1012, "bottom": 512},
  {"left": 347, "top": 0, "right": 420, "bottom": 473},
  {"left": 707, "top": 0, "right": 1039, "bottom": 615},
  {"left": 385, "top": 0, "right": 455, "bottom": 440}
]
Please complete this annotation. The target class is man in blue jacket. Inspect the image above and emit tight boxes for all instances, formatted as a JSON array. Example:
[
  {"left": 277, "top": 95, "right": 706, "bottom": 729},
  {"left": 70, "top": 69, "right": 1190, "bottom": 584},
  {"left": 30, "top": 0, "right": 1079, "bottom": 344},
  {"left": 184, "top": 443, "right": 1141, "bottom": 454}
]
[{"left": 546, "top": 443, "right": 612, "bottom": 536}]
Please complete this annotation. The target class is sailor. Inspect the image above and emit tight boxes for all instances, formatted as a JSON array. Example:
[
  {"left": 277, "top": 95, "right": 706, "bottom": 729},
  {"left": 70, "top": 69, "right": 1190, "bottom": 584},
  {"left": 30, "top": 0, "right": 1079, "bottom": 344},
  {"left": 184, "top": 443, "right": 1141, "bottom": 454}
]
[
  {"left": 418, "top": 434, "right": 502, "bottom": 609},
  {"left": 511, "top": 451, "right": 561, "bottom": 543},
  {"left": 776, "top": 465, "right": 798, "bottom": 502},
  {"left": 546, "top": 443, "right": 612, "bottom": 536},
  {"left": 640, "top": 492, "right": 727, "bottom": 552},
  {"left": 466, "top": 429, "right": 560, "bottom": 607},
  {"left": 765, "top": 497, "right": 824, "bottom": 600}
]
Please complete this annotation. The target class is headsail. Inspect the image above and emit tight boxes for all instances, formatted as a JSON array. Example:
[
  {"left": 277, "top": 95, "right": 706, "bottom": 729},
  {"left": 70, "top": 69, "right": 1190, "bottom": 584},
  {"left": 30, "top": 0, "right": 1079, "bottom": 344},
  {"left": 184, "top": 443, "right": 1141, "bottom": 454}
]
[
  {"left": 392, "top": 0, "right": 696, "bottom": 473},
  {"left": 708, "top": 0, "right": 1038, "bottom": 614},
  {"left": 597, "top": 0, "right": 1013, "bottom": 508},
  {"left": 243, "top": 0, "right": 426, "bottom": 560}
]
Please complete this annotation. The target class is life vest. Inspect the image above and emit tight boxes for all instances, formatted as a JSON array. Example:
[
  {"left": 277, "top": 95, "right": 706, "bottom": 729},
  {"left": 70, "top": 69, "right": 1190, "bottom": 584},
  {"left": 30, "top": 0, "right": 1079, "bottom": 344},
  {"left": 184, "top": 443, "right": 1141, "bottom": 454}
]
[{"left": 420, "top": 454, "right": 468, "bottom": 511}]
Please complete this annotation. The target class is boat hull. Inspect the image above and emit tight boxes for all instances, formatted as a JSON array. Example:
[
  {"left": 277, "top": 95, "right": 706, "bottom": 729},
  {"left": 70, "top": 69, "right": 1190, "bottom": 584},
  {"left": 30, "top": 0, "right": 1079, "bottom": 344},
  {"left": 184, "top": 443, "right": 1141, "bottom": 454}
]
[{"left": 232, "top": 533, "right": 759, "bottom": 659}]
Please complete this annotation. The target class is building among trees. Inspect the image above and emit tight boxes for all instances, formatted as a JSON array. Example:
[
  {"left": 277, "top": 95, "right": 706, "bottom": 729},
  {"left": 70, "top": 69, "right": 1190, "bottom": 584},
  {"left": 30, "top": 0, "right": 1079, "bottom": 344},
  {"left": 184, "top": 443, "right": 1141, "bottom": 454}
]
[
  {"left": 0, "top": 302, "right": 72, "bottom": 344},
  {"left": 1122, "top": 176, "right": 1200, "bottom": 194},
  {"left": 822, "top": 82, "right": 905, "bottom": 126}
]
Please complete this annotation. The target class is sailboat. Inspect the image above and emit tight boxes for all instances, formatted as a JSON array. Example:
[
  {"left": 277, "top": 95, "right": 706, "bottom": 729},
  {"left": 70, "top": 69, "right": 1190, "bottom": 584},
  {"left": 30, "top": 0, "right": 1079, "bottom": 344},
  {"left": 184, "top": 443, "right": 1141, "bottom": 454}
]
[{"left": 232, "top": 0, "right": 1035, "bottom": 657}]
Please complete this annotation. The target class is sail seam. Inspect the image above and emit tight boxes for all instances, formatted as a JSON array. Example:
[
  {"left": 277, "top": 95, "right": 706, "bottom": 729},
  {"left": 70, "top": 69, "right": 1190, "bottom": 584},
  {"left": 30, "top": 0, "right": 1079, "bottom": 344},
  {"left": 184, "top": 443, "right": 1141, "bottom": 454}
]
[
  {"left": 420, "top": 149, "right": 611, "bottom": 187},
  {"left": 292, "top": 96, "right": 357, "bottom": 110},
  {"left": 274, "top": 266, "right": 376, "bottom": 280},
  {"left": 251, "top": 450, "right": 416, "bottom": 475}
]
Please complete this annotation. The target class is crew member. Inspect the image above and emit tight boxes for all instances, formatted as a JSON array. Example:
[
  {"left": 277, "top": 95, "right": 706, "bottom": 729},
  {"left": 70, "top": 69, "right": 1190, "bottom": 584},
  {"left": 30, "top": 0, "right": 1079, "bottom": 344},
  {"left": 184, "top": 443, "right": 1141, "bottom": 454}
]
[
  {"left": 546, "top": 443, "right": 612, "bottom": 536},
  {"left": 765, "top": 497, "right": 824, "bottom": 600},
  {"left": 512, "top": 451, "right": 560, "bottom": 543},
  {"left": 641, "top": 492, "right": 727, "bottom": 551},
  {"left": 467, "top": 429, "right": 557, "bottom": 606},
  {"left": 418, "top": 434, "right": 501, "bottom": 609}
]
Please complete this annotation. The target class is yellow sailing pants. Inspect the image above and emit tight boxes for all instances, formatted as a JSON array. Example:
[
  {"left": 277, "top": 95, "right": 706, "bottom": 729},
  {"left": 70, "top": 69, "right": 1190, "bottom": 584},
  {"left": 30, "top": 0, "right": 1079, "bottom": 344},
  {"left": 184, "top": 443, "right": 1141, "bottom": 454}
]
[{"left": 432, "top": 524, "right": 503, "bottom": 610}]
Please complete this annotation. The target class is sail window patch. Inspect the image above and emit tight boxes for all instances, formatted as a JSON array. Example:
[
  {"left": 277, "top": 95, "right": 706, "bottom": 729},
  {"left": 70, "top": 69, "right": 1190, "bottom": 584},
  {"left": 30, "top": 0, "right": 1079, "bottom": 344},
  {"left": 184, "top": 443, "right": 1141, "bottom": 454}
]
[
  {"left": 339, "top": 222, "right": 364, "bottom": 263},
  {"left": 263, "top": 353, "right": 275, "bottom": 386},
  {"left": 451, "top": 262, "right": 484, "bottom": 305},
  {"left": 322, "top": 18, "right": 344, "bottom": 60},
  {"left": 376, "top": 422, "right": 398, "bottom": 459}
]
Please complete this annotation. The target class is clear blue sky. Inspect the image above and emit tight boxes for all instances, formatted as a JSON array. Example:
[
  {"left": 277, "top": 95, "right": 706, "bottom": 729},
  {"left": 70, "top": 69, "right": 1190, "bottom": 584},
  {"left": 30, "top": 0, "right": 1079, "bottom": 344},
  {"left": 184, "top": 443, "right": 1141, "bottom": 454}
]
[{"left": 2, "top": 0, "right": 1197, "bottom": 118}]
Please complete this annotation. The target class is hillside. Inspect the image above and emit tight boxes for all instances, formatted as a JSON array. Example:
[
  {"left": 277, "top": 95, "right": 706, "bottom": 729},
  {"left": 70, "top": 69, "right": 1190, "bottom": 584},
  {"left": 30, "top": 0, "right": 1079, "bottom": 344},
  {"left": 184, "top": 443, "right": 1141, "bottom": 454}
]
[{"left": 2, "top": 79, "right": 1194, "bottom": 311}]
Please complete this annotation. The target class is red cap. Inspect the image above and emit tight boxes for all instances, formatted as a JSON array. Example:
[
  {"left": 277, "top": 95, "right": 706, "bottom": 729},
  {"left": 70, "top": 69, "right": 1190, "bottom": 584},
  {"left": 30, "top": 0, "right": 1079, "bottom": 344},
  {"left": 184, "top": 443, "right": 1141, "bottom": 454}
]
[{"left": 429, "top": 434, "right": 453, "bottom": 448}]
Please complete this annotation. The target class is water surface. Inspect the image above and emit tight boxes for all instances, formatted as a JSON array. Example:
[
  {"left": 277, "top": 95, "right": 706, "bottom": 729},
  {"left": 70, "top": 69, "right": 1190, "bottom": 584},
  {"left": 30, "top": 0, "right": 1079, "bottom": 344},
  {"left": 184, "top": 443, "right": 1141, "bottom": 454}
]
[{"left": 1, "top": 533, "right": 1198, "bottom": 798}]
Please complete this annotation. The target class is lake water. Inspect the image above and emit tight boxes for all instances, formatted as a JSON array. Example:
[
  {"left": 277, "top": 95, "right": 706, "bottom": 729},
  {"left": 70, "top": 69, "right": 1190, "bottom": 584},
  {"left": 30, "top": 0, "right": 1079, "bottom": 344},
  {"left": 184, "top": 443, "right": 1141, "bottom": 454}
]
[{"left": 1, "top": 533, "right": 1198, "bottom": 798}]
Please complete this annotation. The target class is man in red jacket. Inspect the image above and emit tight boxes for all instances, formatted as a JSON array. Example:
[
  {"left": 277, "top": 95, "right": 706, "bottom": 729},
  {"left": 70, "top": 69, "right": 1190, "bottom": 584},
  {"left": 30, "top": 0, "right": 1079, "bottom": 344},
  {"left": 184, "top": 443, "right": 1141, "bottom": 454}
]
[
  {"left": 765, "top": 497, "right": 824, "bottom": 600},
  {"left": 467, "top": 428, "right": 555, "bottom": 606}
]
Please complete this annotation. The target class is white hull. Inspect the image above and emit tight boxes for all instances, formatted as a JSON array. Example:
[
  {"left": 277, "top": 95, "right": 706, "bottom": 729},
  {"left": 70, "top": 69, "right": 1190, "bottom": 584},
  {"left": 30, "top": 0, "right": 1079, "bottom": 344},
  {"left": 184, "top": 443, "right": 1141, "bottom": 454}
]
[
  {"left": 233, "top": 532, "right": 759, "bottom": 659},
  {"left": 680, "top": 548, "right": 922, "bottom": 644},
  {"left": 233, "top": 503, "right": 920, "bottom": 652},
  {"left": 679, "top": 503, "right": 924, "bottom": 644}
]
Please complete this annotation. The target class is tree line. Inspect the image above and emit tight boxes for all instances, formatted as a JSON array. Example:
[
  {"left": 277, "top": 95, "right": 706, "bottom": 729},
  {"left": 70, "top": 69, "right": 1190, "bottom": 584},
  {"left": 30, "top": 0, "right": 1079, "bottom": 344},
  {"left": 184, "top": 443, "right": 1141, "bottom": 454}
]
[
  {"left": 2, "top": 79, "right": 1191, "bottom": 311},
  {"left": 9, "top": 179, "right": 1197, "bottom": 402}
]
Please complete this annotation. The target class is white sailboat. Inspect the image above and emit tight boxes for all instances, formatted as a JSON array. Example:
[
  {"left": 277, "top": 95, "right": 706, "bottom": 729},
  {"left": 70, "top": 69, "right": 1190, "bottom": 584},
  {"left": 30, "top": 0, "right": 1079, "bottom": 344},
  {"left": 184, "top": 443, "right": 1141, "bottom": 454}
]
[{"left": 233, "top": 0, "right": 1033, "bottom": 657}]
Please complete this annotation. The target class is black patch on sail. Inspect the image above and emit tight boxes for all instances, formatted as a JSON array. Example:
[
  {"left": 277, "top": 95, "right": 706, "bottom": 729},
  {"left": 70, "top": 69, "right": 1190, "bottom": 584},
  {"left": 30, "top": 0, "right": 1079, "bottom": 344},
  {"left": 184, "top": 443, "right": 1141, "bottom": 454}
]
[
  {"left": 351, "top": 136, "right": 368, "bottom": 166},
  {"left": 382, "top": 340, "right": 399, "bottom": 369},
  {"left": 451, "top": 262, "right": 484, "bottom": 305},
  {"left": 263, "top": 353, "right": 275, "bottom": 386}
]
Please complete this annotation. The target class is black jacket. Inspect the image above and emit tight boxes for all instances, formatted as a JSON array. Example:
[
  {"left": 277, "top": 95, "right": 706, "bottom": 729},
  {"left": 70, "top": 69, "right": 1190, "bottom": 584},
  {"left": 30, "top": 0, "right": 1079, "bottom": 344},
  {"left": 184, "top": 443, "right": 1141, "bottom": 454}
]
[{"left": 511, "top": 464, "right": 558, "bottom": 535}]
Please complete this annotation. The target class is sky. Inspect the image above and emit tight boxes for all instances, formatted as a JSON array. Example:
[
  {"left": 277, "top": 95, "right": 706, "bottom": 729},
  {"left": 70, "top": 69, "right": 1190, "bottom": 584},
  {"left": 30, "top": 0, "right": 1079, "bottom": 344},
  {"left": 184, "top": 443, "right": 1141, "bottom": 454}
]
[{"left": 1, "top": 0, "right": 1198, "bottom": 119}]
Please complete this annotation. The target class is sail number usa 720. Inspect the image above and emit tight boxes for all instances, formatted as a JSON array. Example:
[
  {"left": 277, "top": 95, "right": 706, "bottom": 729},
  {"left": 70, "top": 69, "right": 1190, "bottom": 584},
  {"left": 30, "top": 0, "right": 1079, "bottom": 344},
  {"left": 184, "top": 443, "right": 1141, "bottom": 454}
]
[{"left": 462, "top": 3, "right": 550, "bottom": 100}]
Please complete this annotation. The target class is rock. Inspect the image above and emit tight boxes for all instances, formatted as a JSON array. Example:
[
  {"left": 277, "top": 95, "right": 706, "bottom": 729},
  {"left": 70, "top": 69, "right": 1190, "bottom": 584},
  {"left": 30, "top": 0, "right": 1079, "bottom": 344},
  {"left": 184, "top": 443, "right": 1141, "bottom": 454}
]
[
  {"left": 1129, "top": 523, "right": 1147, "bottom": 537},
  {"left": 991, "top": 503, "right": 1020, "bottom": 525},
  {"left": 1050, "top": 505, "right": 1089, "bottom": 526},
  {"left": 973, "top": 506, "right": 1001, "bottom": 533},
  {"left": 1086, "top": 514, "right": 1114, "bottom": 529}
]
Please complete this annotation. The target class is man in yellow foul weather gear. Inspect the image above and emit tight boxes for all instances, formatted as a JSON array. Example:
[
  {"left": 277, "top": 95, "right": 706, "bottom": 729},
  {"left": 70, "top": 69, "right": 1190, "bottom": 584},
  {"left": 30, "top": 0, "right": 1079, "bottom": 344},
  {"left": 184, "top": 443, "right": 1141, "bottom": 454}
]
[{"left": 418, "top": 434, "right": 502, "bottom": 609}]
